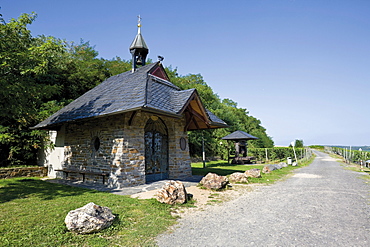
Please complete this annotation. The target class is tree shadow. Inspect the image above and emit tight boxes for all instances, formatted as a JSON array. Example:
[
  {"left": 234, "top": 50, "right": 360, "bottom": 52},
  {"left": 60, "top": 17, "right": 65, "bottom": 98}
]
[
  {"left": 192, "top": 167, "right": 246, "bottom": 177},
  {"left": 0, "top": 178, "right": 100, "bottom": 204}
]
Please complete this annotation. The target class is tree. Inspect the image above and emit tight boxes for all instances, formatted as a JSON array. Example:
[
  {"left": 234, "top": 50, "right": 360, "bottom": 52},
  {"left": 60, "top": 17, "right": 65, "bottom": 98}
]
[
  {"left": 166, "top": 67, "right": 274, "bottom": 158},
  {"left": 294, "top": 139, "right": 304, "bottom": 148},
  {"left": 0, "top": 13, "right": 132, "bottom": 166},
  {"left": 0, "top": 13, "right": 68, "bottom": 166}
]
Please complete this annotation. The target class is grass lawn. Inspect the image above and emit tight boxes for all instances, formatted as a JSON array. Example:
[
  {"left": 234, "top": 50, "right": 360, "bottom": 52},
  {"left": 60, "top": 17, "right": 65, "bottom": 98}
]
[
  {"left": 1, "top": 156, "right": 315, "bottom": 246},
  {"left": 334, "top": 155, "right": 370, "bottom": 182},
  {"left": 192, "top": 155, "right": 315, "bottom": 185},
  {"left": 0, "top": 178, "right": 176, "bottom": 246}
]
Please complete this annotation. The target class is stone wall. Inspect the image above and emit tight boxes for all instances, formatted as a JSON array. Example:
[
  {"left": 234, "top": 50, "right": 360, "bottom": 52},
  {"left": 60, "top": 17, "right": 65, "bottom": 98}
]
[
  {"left": 167, "top": 117, "right": 192, "bottom": 179},
  {"left": 0, "top": 167, "right": 48, "bottom": 179},
  {"left": 57, "top": 111, "right": 192, "bottom": 188}
]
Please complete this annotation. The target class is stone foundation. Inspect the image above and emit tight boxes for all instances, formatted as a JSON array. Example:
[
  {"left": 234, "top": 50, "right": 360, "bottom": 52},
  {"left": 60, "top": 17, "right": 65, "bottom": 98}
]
[{"left": 0, "top": 167, "right": 48, "bottom": 179}]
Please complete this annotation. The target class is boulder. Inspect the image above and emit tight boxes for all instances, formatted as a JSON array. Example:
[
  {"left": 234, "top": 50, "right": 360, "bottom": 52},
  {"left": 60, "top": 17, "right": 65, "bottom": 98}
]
[
  {"left": 262, "top": 164, "right": 278, "bottom": 173},
  {"left": 65, "top": 202, "right": 115, "bottom": 234},
  {"left": 274, "top": 163, "right": 283, "bottom": 169},
  {"left": 244, "top": 168, "right": 261, "bottom": 178},
  {"left": 155, "top": 180, "right": 187, "bottom": 205},
  {"left": 199, "top": 172, "right": 229, "bottom": 190},
  {"left": 279, "top": 162, "right": 288, "bottom": 168},
  {"left": 292, "top": 162, "right": 298, "bottom": 166},
  {"left": 229, "top": 172, "right": 249, "bottom": 183}
]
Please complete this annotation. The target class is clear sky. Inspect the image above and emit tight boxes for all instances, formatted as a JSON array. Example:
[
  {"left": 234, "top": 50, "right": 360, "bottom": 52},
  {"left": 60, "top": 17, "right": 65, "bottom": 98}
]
[{"left": 2, "top": 0, "right": 370, "bottom": 146}]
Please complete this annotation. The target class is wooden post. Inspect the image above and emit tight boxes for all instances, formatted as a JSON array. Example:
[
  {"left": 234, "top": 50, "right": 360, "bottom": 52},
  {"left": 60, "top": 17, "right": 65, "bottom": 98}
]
[
  {"left": 265, "top": 148, "right": 268, "bottom": 162},
  {"left": 293, "top": 145, "right": 298, "bottom": 164},
  {"left": 291, "top": 141, "right": 298, "bottom": 164},
  {"left": 202, "top": 131, "right": 206, "bottom": 169}
]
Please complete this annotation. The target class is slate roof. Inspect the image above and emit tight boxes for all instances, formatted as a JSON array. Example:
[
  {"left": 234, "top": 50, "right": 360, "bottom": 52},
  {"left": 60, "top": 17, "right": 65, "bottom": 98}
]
[
  {"left": 221, "top": 130, "right": 258, "bottom": 140},
  {"left": 33, "top": 62, "right": 227, "bottom": 130}
]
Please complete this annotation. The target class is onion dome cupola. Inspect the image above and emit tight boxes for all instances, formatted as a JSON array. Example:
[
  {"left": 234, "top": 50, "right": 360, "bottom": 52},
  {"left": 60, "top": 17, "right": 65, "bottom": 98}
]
[{"left": 130, "top": 16, "right": 149, "bottom": 72}]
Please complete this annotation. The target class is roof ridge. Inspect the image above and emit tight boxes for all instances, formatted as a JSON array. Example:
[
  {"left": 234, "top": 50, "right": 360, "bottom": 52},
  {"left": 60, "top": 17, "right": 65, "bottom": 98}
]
[{"left": 149, "top": 74, "right": 180, "bottom": 90}]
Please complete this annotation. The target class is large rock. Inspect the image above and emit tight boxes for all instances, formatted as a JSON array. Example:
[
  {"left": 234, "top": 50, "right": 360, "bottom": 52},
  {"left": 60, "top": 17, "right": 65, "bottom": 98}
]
[
  {"left": 274, "top": 163, "right": 283, "bottom": 169},
  {"left": 229, "top": 172, "right": 249, "bottom": 183},
  {"left": 262, "top": 163, "right": 286, "bottom": 173},
  {"left": 65, "top": 202, "right": 115, "bottom": 234},
  {"left": 199, "top": 173, "right": 229, "bottom": 190},
  {"left": 244, "top": 168, "right": 261, "bottom": 178},
  {"left": 279, "top": 162, "right": 288, "bottom": 168},
  {"left": 155, "top": 180, "right": 187, "bottom": 205},
  {"left": 262, "top": 164, "right": 278, "bottom": 173}
]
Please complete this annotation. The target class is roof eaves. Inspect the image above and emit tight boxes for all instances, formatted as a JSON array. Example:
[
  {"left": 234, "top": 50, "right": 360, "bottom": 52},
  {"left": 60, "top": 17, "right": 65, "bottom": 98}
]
[
  {"left": 209, "top": 121, "right": 229, "bottom": 128},
  {"left": 142, "top": 105, "right": 182, "bottom": 118},
  {"left": 31, "top": 106, "right": 145, "bottom": 130}
]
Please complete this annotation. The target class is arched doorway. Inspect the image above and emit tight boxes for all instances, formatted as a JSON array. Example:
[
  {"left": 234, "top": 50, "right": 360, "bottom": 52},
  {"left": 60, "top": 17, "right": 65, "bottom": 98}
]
[{"left": 144, "top": 116, "right": 169, "bottom": 182}]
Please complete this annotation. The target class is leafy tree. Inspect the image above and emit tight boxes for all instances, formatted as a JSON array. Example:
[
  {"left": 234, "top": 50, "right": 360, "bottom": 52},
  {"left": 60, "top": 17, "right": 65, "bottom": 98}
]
[
  {"left": 0, "top": 13, "right": 68, "bottom": 166},
  {"left": 103, "top": 56, "right": 131, "bottom": 77},
  {"left": 294, "top": 139, "right": 304, "bottom": 148},
  {"left": 0, "top": 13, "right": 131, "bottom": 166}
]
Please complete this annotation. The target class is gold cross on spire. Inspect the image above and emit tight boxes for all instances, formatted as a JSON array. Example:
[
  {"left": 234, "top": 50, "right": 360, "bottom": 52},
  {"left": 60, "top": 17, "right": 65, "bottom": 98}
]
[{"left": 137, "top": 15, "right": 142, "bottom": 27}]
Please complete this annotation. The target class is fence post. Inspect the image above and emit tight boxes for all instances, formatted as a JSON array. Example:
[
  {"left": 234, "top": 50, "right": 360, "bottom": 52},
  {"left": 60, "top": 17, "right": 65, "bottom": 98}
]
[
  {"left": 293, "top": 146, "right": 298, "bottom": 164},
  {"left": 265, "top": 148, "right": 268, "bottom": 163},
  {"left": 202, "top": 131, "right": 206, "bottom": 168}
]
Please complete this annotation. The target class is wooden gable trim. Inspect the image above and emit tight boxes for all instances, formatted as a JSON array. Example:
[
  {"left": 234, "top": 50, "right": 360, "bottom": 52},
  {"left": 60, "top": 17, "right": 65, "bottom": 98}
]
[
  {"left": 187, "top": 105, "right": 209, "bottom": 124},
  {"left": 184, "top": 113, "right": 194, "bottom": 131},
  {"left": 177, "top": 90, "right": 207, "bottom": 117},
  {"left": 183, "top": 103, "right": 211, "bottom": 131},
  {"left": 179, "top": 89, "right": 214, "bottom": 131},
  {"left": 184, "top": 111, "right": 201, "bottom": 131}
]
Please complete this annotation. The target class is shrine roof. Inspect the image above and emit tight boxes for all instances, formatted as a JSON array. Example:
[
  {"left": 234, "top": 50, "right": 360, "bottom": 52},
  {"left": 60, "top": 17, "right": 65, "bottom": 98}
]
[{"left": 221, "top": 130, "right": 258, "bottom": 140}]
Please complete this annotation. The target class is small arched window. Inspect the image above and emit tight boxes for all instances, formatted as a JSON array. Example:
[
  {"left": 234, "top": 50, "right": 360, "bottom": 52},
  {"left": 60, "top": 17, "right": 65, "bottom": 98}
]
[{"left": 92, "top": 136, "right": 101, "bottom": 152}]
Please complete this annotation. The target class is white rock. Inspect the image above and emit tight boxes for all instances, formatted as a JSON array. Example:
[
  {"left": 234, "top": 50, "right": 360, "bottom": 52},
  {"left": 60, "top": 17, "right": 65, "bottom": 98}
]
[
  {"left": 65, "top": 202, "right": 115, "bottom": 234},
  {"left": 155, "top": 180, "right": 188, "bottom": 205}
]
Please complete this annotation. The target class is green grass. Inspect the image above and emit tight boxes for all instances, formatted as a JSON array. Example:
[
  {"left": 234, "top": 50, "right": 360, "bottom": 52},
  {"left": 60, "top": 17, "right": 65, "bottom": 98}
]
[
  {"left": 337, "top": 156, "right": 370, "bottom": 182},
  {"left": 192, "top": 155, "right": 315, "bottom": 185},
  {"left": 0, "top": 178, "right": 176, "bottom": 246},
  {"left": 0, "top": 156, "right": 316, "bottom": 246},
  {"left": 192, "top": 161, "right": 264, "bottom": 177}
]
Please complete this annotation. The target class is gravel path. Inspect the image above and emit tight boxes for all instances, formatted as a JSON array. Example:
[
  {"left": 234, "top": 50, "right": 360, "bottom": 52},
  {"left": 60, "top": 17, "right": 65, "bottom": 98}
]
[{"left": 156, "top": 151, "right": 370, "bottom": 246}]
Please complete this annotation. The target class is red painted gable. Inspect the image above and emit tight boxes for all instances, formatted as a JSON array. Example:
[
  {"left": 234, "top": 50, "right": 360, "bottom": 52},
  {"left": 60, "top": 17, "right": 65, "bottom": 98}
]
[{"left": 150, "top": 64, "right": 169, "bottom": 81}]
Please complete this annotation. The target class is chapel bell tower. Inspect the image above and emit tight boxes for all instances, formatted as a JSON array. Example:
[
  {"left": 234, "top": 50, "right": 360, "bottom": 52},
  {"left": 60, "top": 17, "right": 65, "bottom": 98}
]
[{"left": 129, "top": 16, "right": 149, "bottom": 72}]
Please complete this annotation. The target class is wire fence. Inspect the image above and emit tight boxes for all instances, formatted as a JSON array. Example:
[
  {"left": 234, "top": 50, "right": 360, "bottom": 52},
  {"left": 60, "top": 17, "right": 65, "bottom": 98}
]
[{"left": 324, "top": 146, "right": 370, "bottom": 167}]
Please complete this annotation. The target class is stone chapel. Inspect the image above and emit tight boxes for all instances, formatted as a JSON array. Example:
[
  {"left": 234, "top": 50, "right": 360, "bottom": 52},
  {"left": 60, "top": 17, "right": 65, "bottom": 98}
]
[{"left": 33, "top": 19, "right": 227, "bottom": 188}]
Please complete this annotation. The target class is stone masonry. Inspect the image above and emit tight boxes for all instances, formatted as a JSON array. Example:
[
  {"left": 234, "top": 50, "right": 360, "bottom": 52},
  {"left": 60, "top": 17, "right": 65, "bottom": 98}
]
[
  {"left": 0, "top": 167, "right": 48, "bottom": 179},
  {"left": 55, "top": 111, "right": 192, "bottom": 189}
]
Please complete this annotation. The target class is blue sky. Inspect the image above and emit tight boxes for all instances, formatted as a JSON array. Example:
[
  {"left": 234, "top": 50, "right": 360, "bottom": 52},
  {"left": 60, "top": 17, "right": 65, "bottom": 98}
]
[{"left": 2, "top": 0, "right": 370, "bottom": 146}]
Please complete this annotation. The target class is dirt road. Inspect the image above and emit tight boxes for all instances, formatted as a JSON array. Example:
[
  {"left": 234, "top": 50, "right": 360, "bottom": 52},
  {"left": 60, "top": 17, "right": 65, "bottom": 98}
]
[{"left": 157, "top": 151, "right": 370, "bottom": 246}]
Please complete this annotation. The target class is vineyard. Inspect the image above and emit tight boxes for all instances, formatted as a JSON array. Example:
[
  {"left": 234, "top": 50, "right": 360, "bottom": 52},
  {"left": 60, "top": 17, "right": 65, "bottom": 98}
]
[
  {"left": 248, "top": 147, "right": 313, "bottom": 163},
  {"left": 325, "top": 146, "right": 370, "bottom": 166}
]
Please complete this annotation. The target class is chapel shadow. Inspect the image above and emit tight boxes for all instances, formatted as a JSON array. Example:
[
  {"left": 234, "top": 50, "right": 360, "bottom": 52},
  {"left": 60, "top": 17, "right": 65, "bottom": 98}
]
[{"left": 0, "top": 178, "right": 99, "bottom": 204}]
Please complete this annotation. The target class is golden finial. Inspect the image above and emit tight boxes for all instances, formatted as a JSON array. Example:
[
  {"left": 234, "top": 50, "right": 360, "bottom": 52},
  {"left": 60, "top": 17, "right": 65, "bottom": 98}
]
[{"left": 137, "top": 15, "right": 142, "bottom": 29}]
